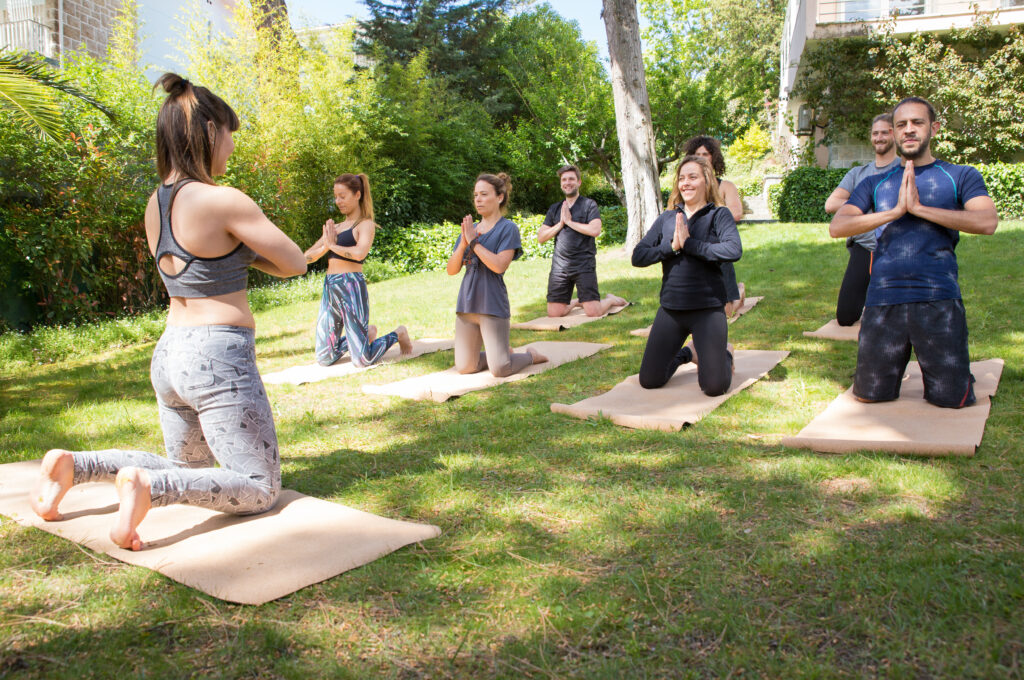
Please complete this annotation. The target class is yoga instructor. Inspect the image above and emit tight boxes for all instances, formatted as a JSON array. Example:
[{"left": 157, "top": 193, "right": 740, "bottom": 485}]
[
  {"left": 632, "top": 155, "right": 742, "bottom": 396},
  {"left": 30, "top": 73, "right": 307, "bottom": 550}
]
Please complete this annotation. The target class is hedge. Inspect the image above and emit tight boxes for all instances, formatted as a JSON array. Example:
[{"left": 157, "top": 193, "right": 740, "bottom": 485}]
[{"left": 771, "top": 162, "right": 1024, "bottom": 222}]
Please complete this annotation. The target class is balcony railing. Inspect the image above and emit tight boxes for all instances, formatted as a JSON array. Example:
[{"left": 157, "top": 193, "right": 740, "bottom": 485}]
[
  {"left": 818, "top": 0, "right": 1022, "bottom": 23},
  {"left": 0, "top": 18, "right": 53, "bottom": 58}
]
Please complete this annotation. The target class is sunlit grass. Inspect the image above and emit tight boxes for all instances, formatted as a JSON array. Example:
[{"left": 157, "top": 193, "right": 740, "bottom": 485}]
[{"left": 1, "top": 221, "right": 1021, "bottom": 678}]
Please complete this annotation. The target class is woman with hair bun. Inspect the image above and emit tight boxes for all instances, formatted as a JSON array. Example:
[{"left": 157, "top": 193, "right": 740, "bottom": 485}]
[
  {"left": 304, "top": 173, "right": 412, "bottom": 367},
  {"left": 29, "top": 73, "right": 308, "bottom": 550},
  {"left": 446, "top": 173, "right": 547, "bottom": 376}
]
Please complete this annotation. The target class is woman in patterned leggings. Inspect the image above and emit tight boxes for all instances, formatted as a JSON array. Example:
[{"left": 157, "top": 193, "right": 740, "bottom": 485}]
[
  {"left": 304, "top": 174, "right": 412, "bottom": 367},
  {"left": 29, "top": 73, "right": 308, "bottom": 550}
]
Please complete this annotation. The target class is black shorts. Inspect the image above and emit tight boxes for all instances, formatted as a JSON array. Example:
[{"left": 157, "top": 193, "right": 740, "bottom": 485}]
[
  {"left": 546, "top": 268, "right": 600, "bottom": 304},
  {"left": 853, "top": 299, "right": 975, "bottom": 408}
]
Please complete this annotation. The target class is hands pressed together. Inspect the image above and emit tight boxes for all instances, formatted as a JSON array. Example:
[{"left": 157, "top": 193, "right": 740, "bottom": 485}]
[
  {"left": 893, "top": 160, "right": 921, "bottom": 219},
  {"left": 671, "top": 211, "right": 690, "bottom": 252},
  {"left": 461, "top": 215, "right": 478, "bottom": 261}
]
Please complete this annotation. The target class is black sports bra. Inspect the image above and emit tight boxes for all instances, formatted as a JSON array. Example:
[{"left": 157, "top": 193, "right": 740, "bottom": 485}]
[{"left": 326, "top": 220, "right": 366, "bottom": 264}]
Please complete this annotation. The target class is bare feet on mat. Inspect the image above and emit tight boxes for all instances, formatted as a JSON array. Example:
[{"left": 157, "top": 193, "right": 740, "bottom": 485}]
[
  {"left": 30, "top": 449, "right": 74, "bottom": 521},
  {"left": 726, "top": 282, "right": 747, "bottom": 318},
  {"left": 367, "top": 324, "right": 378, "bottom": 345},
  {"left": 527, "top": 347, "right": 549, "bottom": 365},
  {"left": 396, "top": 325, "right": 413, "bottom": 354},
  {"left": 110, "top": 467, "right": 151, "bottom": 551}
]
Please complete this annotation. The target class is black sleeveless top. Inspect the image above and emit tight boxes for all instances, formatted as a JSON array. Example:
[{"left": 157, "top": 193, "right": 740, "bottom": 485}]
[{"left": 326, "top": 220, "right": 366, "bottom": 264}]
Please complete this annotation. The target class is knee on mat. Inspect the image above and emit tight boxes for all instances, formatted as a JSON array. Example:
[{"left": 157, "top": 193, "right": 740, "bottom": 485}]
[
  {"left": 235, "top": 481, "right": 281, "bottom": 516},
  {"left": 489, "top": 364, "right": 516, "bottom": 378},
  {"left": 638, "top": 373, "right": 667, "bottom": 390},
  {"left": 701, "top": 375, "right": 732, "bottom": 397},
  {"left": 455, "top": 362, "right": 479, "bottom": 375},
  {"left": 315, "top": 354, "right": 336, "bottom": 367},
  {"left": 836, "top": 313, "right": 860, "bottom": 327}
]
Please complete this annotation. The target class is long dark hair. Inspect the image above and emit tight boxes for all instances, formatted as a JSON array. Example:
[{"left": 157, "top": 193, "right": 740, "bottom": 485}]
[
  {"left": 154, "top": 73, "right": 239, "bottom": 184},
  {"left": 682, "top": 135, "right": 726, "bottom": 176},
  {"left": 334, "top": 173, "right": 374, "bottom": 221}
]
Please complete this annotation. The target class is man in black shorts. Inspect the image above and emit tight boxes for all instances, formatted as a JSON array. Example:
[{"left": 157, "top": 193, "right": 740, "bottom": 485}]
[
  {"left": 537, "top": 165, "right": 626, "bottom": 317},
  {"left": 830, "top": 97, "right": 998, "bottom": 408}
]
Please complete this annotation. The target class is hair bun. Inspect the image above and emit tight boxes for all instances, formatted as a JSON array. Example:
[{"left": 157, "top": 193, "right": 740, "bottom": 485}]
[{"left": 156, "top": 72, "right": 190, "bottom": 97}]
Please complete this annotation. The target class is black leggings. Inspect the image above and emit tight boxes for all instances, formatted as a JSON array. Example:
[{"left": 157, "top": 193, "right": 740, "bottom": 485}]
[
  {"left": 836, "top": 242, "right": 871, "bottom": 326},
  {"left": 639, "top": 306, "right": 732, "bottom": 396}
]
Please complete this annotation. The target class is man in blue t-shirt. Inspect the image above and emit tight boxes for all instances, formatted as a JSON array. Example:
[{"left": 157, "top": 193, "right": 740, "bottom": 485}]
[
  {"left": 830, "top": 97, "right": 998, "bottom": 408},
  {"left": 537, "top": 165, "right": 627, "bottom": 317}
]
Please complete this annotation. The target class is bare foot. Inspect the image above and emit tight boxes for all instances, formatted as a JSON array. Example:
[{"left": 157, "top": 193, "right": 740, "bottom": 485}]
[
  {"left": 727, "top": 282, "right": 747, "bottom": 318},
  {"left": 606, "top": 294, "right": 628, "bottom": 308},
  {"left": 30, "top": 449, "right": 75, "bottom": 521},
  {"left": 366, "top": 324, "right": 378, "bottom": 345},
  {"left": 527, "top": 348, "right": 549, "bottom": 365},
  {"left": 110, "top": 467, "right": 151, "bottom": 551},
  {"left": 396, "top": 325, "right": 413, "bottom": 354}
]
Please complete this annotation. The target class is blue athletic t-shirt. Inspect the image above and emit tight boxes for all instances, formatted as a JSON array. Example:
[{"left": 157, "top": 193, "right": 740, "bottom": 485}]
[{"left": 846, "top": 160, "right": 988, "bottom": 307}]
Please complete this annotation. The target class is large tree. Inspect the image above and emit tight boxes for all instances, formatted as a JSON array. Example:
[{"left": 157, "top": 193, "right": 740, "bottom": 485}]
[
  {"left": 602, "top": 0, "right": 662, "bottom": 248},
  {"left": 355, "top": 0, "right": 517, "bottom": 117}
]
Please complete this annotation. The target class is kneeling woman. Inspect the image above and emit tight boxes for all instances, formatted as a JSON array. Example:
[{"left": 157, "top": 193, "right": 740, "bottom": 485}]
[
  {"left": 632, "top": 156, "right": 742, "bottom": 396},
  {"left": 447, "top": 173, "right": 547, "bottom": 376},
  {"left": 30, "top": 74, "right": 308, "bottom": 550},
  {"left": 305, "top": 174, "right": 411, "bottom": 367}
]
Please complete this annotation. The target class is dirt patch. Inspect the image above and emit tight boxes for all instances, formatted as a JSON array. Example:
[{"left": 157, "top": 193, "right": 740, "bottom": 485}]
[{"left": 819, "top": 477, "right": 873, "bottom": 495}]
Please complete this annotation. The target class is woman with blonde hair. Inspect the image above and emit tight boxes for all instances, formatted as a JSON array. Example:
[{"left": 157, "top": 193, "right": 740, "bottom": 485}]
[
  {"left": 304, "top": 173, "right": 411, "bottom": 367},
  {"left": 30, "top": 73, "right": 308, "bottom": 550},
  {"left": 447, "top": 173, "right": 547, "bottom": 376},
  {"left": 631, "top": 155, "right": 742, "bottom": 396}
]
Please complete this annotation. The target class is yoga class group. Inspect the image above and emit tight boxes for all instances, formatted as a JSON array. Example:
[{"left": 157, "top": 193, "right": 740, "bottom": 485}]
[{"left": 28, "top": 74, "right": 999, "bottom": 553}]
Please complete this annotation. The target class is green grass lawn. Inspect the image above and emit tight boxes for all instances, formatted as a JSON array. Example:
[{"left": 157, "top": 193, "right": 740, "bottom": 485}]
[{"left": 2, "top": 221, "right": 1022, "bottom": 679}]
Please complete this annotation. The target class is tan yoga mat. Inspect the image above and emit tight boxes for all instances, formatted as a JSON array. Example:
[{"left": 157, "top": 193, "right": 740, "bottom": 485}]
[
  {"left": 781, "top": 359, "right": 1004, "bottom": 456},
  {"left": 512, "top": 301, "right": 630, "bottom": 331},
  {"left": 0, "top": 460, "right": 440, "bottom": 605},
  {"left": 803, "top": 319, "right": 860, "bottom": 342},
  {"left": 629, "top": 296, "right": 763, "bottom": 337},
  {"left": 550, "top": 349, "right": 789, "bottom": 431},
  {"left": 362, "top": 341, "right": 611, "bottom": 402},
  {"left": 263, "top": 338, "right": 454, "bottom": 385}
]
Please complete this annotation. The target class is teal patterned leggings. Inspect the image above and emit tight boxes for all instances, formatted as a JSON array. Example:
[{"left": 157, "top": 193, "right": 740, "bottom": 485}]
[{"left": 315, "top": 272, "right": 398, "bottom": 367}]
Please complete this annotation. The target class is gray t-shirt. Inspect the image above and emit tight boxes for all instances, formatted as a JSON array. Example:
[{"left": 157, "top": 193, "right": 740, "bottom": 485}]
[
  {"left": 837, "top": 158, "right": 901, "bottom": 250},
  {"left": 453, "top": 217, "right": 522, "bottom": 318}
]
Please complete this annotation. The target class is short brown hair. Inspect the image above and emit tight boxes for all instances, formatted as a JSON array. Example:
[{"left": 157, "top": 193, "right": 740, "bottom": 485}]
[
  {"left": 893, "top": 96, "right": 936, "bottom": 123},
  {"left": 475, "top": 173, "right": 511, "bottom": 213},
  {"left": 556, "top": 165, "right": 580, "bottom": 179},
  {"left": 872, "top": 113, "right": 893, "bottom": 127},
  {"left": 154, "top": 73, "right": 239, "bottom": 184}
]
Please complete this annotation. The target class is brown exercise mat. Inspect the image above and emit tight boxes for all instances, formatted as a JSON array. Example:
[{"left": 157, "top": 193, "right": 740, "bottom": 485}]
[
  {"left": 263, "top": 338, "right": 454, "bottom": 385},
  {"left": 803, "top": 319, "right": 860, "bottom": 342},
  {"left": 630, "top": 296, "right": 763, "bottom": 337},
  {"left": 512, "top": 301, "right": 630, "bottom": 331},
  {"left": 0, "top": 460, "right": 440, "bottom": 605},
  {"left": 781, "top": 359, "right": 1004, "bottom": 456},
  {"left": 550, "top": 349, "right": 789, "bottom": 431},
  {"left": 362, "top": 341, "right": 611, "bottom": 402}
]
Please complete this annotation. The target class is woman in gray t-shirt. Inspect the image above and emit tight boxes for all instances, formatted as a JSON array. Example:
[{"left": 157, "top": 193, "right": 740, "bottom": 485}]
[{"left": 446, "top": 173, "right": 548, "bottom": 376}]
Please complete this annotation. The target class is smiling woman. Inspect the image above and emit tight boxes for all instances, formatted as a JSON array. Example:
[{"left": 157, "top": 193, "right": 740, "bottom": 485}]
[{"left": 631, "top": 155, "right": 742, "bottom": 397}]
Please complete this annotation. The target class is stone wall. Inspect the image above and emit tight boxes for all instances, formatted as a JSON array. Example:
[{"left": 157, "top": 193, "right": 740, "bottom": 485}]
[{"left": 42, "top": 0, "right": 122, "bottom": 60}]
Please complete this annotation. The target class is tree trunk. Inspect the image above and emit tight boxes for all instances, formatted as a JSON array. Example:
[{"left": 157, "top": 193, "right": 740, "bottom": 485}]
[{"left": 602, "top": 0, "right": 662, "bottom": 249}]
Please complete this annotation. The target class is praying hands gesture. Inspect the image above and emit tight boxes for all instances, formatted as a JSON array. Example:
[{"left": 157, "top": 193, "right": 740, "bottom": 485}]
[
  {"left": 671, "top": 211, "right": 689, "bottom": 252},
  {"left": 560, "top": 201, "right": 572, "bottom": 228}
]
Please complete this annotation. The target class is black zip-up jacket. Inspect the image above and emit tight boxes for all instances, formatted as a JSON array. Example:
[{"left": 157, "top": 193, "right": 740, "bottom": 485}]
[{"left": 631, "top": 203, "right": 742, "bottom": 311}]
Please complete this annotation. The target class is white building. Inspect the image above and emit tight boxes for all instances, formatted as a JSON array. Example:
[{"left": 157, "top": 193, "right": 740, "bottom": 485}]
[{"left": 778, "top": 0, "right": 1024, "bottom": 167}]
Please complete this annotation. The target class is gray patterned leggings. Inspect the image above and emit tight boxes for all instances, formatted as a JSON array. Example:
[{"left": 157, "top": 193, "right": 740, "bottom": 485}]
[{"left": 70, "top": 325, "right": 280, "bottom": 514}]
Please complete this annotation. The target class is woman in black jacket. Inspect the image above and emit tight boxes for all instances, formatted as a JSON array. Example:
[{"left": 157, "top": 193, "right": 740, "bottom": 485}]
[{"left": 631, "top": 155, "right": 742, "bottom": 396}]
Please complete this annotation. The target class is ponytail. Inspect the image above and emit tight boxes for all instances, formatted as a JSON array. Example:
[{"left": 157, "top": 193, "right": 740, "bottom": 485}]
[
  {"left": 154, "top": 72, "right": 239, "bottom": 184},
  {"left": 334, "top": 173, "right": 374, "bottom": 221}
]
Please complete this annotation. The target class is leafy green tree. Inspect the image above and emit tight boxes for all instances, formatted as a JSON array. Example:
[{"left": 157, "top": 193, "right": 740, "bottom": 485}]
[
  {"left": 641, "top": 0, "right": 786, "bottom": 136},
  {"left": 355, "top": 0, "right": 518, "bottom": 117},
  {"left": 497, "top": 4, "right": 618, "bottom": 209}
]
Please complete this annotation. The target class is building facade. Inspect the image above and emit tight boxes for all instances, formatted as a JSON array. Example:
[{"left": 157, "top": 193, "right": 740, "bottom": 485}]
[{"left": 777, "top": 0, "right": 1024, "bottom": 167}]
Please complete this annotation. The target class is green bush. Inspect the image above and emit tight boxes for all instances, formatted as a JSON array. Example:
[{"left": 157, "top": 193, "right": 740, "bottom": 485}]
[
  {"left": 773, "top": 163, "right": 1024, "bottom": 223},
  {"left": 775, "top": 167, "right": 848, "bottom": 223},
  {"left": 977, "top": 163, "right": 1024, "bottom": 219},
  {"left": 768, "top": 183, "right": 783, "bottom": 219},
  {"left": 736, "top": 175, "right": 764, "bottom": 198},
  {"left": 589, "top": 187, "right": 621, "bottom": 207},
  {"left": 598, "top": 205, "right": 627, "bottom": 246}
]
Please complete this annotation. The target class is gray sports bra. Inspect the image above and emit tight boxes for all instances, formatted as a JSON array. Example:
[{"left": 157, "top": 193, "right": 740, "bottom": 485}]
[{"left": 155, "top": 180, "right": 257, "bottom": 298}]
